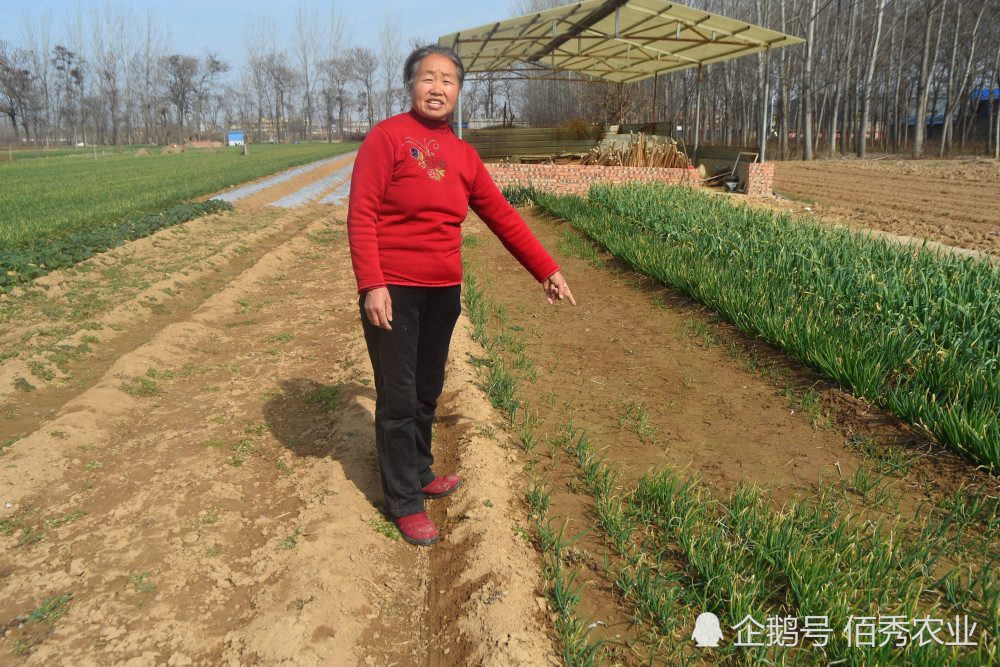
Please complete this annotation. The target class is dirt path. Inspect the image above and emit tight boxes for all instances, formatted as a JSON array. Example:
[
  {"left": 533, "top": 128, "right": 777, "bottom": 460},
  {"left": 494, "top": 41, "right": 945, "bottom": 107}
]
[{"left": 1, "top": 156, "right": 995, "bottom": 665}]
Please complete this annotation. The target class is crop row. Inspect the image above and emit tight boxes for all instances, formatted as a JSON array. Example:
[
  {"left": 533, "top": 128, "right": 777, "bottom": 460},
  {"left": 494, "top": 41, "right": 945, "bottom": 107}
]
[
  {"left": 528, "top": 183, "right": 1000, "bottom": 472},
  {"left": 0, "top": 200, "right": 233, "bottom": 295},
  {"left": 0, "top": 143, "right": 358, "bottom": 250},
  {"left": 462, "top": 217, "right": 997, "bottom": 664},
  {"left": 460, "top": 242, "right": 607, "bottom": 664},
  {"left": 2, "top": 145, "right": 142, "bottom": 161},
  {"left": 575, "top": 440, "right": 998, "bottom": 664}
]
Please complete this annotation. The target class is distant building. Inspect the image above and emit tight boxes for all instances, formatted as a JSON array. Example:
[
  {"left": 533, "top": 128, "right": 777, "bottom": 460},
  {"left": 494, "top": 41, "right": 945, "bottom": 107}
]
[{"left": 228, "top": 130, "right": 246, "bottom": 146}]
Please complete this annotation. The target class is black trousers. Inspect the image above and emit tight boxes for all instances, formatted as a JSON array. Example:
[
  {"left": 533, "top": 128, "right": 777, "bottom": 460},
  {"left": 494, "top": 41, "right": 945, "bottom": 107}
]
[{"left": 360, "top": 284, "right": 462, "bottom": 519}]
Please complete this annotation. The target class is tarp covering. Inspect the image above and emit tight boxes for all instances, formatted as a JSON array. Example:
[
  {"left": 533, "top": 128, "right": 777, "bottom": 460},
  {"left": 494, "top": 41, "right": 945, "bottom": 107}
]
[{"left": 439, "top": 0, "right": 803, "bottom": 83}]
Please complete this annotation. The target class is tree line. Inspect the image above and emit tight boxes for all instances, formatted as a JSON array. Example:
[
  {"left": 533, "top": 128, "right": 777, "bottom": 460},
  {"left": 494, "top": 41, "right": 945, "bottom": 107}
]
[
  {"left": 0, "top": 3, "right": 414, "bottom": 148},
  {"left": 514, "top": 0, "right": 1000, "bottom": 159},
  {"left": 2, "top": 0, "right": 999, "bottom": 159}
]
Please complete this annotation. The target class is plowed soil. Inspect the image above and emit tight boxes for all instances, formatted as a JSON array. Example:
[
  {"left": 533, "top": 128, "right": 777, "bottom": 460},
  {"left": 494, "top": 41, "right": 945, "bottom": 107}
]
[
  {"left": 0, "top": 188, "right": 551, "bottom": 665},
  {"left": 772, "top": 158, "right": 1000, "bottom": 255},
  {"left": 1, "top": 157, "right": 995, "bottom": 665}
]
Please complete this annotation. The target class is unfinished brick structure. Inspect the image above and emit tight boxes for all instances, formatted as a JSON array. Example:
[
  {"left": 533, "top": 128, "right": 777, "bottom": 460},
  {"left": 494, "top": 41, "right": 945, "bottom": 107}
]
[
  {"left": 484, "top": 163, "right": 700, "bottom": 197},
  {"left": 744, "top": 162, "right": 775, "bottom": 196},
  {"left": 484, "top": 162, "right": 775, "bottom": 197}
]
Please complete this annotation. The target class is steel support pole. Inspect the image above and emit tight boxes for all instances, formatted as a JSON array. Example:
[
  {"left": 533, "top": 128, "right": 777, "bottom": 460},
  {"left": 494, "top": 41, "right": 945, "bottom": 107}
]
[
  {"left": 652, "top": 73, "right": 658, "bottom": 123},
  {"left": 760, "top": 47, "right": 771, "bottom": 164},
  {"left": 619, "top": 81, "right": 625, "bottom": 127},
  {"left": 457, "top": 88, "right": 463, "bottom": 139},
  {"left": 694, "top": 65, "right": 702, "bottom": 165}
]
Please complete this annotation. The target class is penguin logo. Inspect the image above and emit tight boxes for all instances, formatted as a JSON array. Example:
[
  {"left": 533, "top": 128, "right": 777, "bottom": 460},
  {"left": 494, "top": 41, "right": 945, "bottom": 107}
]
[{"left": 692, "top": 612, "right": 724, "bottom": 647}]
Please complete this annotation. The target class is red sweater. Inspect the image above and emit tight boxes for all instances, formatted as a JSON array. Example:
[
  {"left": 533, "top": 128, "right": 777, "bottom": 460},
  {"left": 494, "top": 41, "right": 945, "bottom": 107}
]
[{"left": 347, "top": 110, "right": 559, "bottom": 293}]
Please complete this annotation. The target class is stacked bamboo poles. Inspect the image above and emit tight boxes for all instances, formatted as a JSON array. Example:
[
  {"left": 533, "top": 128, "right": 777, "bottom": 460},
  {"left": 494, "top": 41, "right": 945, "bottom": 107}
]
[{"left": 580, "top": 132, "right": 690, "bottom": 168}]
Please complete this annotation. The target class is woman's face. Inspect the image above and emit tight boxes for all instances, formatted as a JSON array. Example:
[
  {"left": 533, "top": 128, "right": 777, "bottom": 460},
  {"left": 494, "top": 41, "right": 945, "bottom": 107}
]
[{"left": 410, "top": 54, "right": 459, "bottom": 122}]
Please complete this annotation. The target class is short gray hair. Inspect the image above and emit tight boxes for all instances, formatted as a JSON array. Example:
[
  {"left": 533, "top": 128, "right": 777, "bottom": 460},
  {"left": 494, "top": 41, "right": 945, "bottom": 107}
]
[{"left": 403, "top": 45, "right": 465, "bottom": 93}]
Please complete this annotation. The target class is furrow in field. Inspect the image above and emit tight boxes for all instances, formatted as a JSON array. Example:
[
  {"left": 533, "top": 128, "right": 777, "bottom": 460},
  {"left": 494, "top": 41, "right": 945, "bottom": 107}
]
[
  {"left": 266, "top": 155, "right": 357, "bottom": 208},
  {"left": 459, "top": 207, "right": 995, "bottom": 660},
  {"left": 772, "top": 160, "right": 1000, "bottom": 255},
  {"left": 210, "top": 154, "right": 349, "bottom": 203},
  {"left": 0, "top": 154, "right": 361, "bottom": 439},
  {"left": 4, "top": 152, "right": 997, "bottom": 664},
  {"left": 0, "top": 211, "right": 399, "bottom": 664},
  {"left": 0, "top": 208, "right": 329, "bottom": 449},
  {"left": 0, "top": 175, "right": 552, "bottom": 664},
  {"left": 317, "top": 165, "right": 355, "bottom": 204},
  {"left": 224, "top": 153, "right": 357, "bottom": 212}
]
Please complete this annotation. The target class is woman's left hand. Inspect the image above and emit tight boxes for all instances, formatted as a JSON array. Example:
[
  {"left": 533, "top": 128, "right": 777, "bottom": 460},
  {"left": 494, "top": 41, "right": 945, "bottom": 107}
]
[{"left": 543, "top": 271, "right": 577, "bottom": 306}]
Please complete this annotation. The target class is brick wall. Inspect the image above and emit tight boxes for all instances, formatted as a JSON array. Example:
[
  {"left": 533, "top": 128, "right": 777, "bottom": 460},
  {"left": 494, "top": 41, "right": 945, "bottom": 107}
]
[
  {"left": 745, "top": 162, "right": 774, "bottom": 196},
  {"left": 485, "top": 163, "right": 700, "bottom": 197},
  {"left": 485, "top": 162, "right": 776, "bottom": 197}
]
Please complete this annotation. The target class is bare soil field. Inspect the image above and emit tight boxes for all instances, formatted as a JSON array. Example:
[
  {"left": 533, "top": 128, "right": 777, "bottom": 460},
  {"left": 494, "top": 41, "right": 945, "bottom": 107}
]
[
  {"left": 772, "top": 157, "right": 1000, "bottom": 255},
  {"left": 0, "top": 156, "right": 995, "bottom": 664},
  {"left": 0, "top": 166, "right": 550, "bottom": 665}
]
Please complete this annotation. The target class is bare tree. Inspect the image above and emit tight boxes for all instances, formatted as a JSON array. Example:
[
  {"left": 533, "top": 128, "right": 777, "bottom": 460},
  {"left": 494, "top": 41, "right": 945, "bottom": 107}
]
[
  {"left": 114, "top": 6, "right": 138, "bottom": 145},
  {"left": 325, "top": 4, "right": 347, "bottom": 66},
  {"left": 0, "top": 41, "right": 21, "bottom": 140},
  {"left": 350, "top": 46, "right": 379, "bottom": 132},
  {"left": 266, "top": 51, "right": 299, "bottom": 142},
  {"left": 0, "top": 42, "right": 41, "bottom": 146},
  {"left": 131, "top": 8, "right": 167, "bottom": 145},
  {"left": 801, "top": 0, "right": 818, "bottom": 160},
  {"left": 231, "top": 69, "right": 255, "bottom": 137},
  {"left": 940, "top": 3, "right": 987, "bottom": 155},
  {"left": 9, "top": 0, "right": 1000, "bottom": 157},
  {"left": 857, "top": 0, "right": 885, "bottom": 157},
  {"left": 319, "top": 4, "right": 348, "bottom": 141},
  {"left": 831, "top": 0, "right": 858, "bottom": 155},
  {"left": 294, "top": 3, "right": 319, "bottom": 141},
  {"left": 90, "top": 5, "right": 130, "bottom": 146},
  {"left": 243, "top": 16, "right": 278, "bottom": 143},
  {"left": 912, "top": 0, "right": 944, "bottom": 158},
  {"left": 776, "top": 0, "right": 790, "bottom": 157},
  {"left": 60, "top": 6, "right": 92, "bottom": 148},
  {"left": 320, "top": 57, "right": 351, "bottom": 142},
  {"left": 50, "top": 44, "right": 77, "bottom": 143},
  {"left": 377, "top": 11, "right": 402, "bottom": 121},
  {"left": 19, "top": 7, "right": 53, "bottom": 145},
  {"left": 162, "top": 54, "right": 199, "bottom": 144},
  {"left": 889, "top": 1, "right": 909, "bottom": 153},
  {"left": 194, "top": 51, "right": 229, "bottom": 138}
]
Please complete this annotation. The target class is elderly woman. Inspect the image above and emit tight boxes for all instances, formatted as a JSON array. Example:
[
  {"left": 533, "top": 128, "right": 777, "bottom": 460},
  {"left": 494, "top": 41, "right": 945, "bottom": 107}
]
[{"left": 348, "top": 44, "right": 575, "bottom": 546}]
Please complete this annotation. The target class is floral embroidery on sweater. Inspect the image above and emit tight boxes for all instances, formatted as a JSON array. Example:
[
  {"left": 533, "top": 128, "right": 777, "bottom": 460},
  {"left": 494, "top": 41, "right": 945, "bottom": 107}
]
[{"left": 402, "top": 137, "right": 446, "bottom": 181}]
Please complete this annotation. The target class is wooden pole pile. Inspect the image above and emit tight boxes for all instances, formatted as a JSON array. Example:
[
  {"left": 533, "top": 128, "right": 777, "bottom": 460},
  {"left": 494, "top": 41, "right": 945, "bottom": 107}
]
[{"left": 580, "top": 132, "right": 690, "bottom": 168}]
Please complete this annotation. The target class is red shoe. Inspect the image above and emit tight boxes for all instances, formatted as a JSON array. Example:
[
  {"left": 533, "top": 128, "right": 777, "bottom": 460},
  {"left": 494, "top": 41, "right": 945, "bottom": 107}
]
[
  {"left": 422, "top": 474, "right": 462, "bottom": 499},
  {"left": 395, "top": 512, "right": 437, "bottom": 546}
]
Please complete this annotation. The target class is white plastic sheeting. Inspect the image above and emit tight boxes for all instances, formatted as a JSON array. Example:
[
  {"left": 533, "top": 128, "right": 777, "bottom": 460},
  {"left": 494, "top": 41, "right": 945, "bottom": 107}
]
[
  {"left": 268, "top": 158, "right": 357, "bottom": 209},
  {"left": 210, "top": 152, "right": 356, "bottom": 204},
  {"left": 317, "top": 165, "right": 356, "bottom": 205}
]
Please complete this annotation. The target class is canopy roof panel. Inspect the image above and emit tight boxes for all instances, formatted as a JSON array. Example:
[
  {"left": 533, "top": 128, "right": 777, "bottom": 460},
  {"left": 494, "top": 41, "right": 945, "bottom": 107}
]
[{"left": 438, "top": 0, "right": 803, "bottom": 83}]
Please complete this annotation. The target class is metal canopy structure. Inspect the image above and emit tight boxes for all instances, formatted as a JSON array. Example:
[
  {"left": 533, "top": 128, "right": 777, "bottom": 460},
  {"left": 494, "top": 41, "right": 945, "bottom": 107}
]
[{"left": 437, "top": 0, "right": 803, "bottom": 84}]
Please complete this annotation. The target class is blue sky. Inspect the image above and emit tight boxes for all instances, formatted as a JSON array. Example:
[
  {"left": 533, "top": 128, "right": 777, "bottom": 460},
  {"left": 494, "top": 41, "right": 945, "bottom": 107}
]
[{"left": 0, "top": 1, "right": 513, "bottom": 69}]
